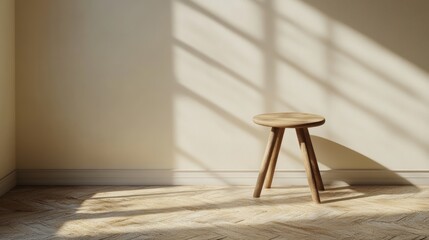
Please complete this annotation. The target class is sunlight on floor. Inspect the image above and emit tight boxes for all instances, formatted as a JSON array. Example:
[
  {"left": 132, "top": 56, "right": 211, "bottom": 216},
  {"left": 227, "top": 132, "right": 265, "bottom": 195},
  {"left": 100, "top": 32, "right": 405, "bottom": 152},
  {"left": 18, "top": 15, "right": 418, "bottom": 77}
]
[{"left": 44, "top": 185, "right": 428, "bottom": 239}]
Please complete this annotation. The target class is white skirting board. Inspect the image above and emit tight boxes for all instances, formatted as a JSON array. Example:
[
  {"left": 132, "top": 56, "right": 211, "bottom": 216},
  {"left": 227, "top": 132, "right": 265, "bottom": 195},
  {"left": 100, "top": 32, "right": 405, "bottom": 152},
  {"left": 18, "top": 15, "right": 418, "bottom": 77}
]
[
  {"left": 16, "top": 169, "right": 429, "bottom": 186},
  {"left": 0, "top": 171, "right": 16, "bottom": 196}
]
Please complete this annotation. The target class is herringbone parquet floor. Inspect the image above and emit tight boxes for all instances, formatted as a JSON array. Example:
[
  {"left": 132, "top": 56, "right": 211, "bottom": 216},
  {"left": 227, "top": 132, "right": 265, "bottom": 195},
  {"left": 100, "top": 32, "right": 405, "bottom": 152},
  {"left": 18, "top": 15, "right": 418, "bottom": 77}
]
[{"left": 1, "top": 185, "right": 429, "bottom": 239}]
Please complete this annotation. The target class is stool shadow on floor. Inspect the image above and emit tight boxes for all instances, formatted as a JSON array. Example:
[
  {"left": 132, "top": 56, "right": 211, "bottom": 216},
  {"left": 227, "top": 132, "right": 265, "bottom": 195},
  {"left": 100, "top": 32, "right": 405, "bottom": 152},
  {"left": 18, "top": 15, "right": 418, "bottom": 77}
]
[{"left": 309, "top": 136, "right": 420, "bottom": 203}]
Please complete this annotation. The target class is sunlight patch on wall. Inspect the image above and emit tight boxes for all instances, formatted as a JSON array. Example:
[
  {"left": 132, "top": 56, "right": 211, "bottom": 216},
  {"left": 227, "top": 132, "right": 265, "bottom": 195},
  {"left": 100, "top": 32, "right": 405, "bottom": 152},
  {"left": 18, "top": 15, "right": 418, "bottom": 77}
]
[
  {"left": 274, "top": 0, "right": 429, "bottom": 169},
  {"left": 275, "top": 5, "right": 329, "bottom": 78},
  {"left": 189, "top": 0, "right": 264, "bottom": 41},
  {"left": 328, "top": 22, "right": 429, "bottom": 168},
  {"left": 275, "top": 0, "right": 328, "bottom": 39},
  {"left": 171, "top": 0, "right": 429, "bottom": 171},
  {"left": 173, "top": 46, "right": 263, "bottom": 121},
  {"left": 172, "top": 0, "right": 268, "bottom": 170},
  {"left": 173, "top": 0, "right": 264, "bottom": 88}
]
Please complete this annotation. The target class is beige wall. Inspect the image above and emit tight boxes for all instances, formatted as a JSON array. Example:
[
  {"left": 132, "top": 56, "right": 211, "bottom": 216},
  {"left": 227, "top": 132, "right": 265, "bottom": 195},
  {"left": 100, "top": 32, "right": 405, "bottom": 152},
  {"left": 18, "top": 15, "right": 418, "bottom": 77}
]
[
  {"left": 0, "top": 0, "right": 15, "bottom": 179},
  {"left": 16, "top": 0, "right": 429, "bottom": 172}
]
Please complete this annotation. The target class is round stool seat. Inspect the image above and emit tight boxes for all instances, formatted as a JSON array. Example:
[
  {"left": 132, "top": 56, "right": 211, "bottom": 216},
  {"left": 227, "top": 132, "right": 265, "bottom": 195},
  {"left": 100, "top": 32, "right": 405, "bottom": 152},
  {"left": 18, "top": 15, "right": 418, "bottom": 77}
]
[{"left": 253, "top": 112, "right": 325, "bottom": 128}]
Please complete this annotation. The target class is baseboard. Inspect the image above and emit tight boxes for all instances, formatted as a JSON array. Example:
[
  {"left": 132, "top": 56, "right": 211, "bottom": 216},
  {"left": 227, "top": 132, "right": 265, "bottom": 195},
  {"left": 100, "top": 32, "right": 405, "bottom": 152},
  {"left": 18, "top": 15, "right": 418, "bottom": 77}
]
[
  {"left": 0, "top": 171, "right": 16, "bottom": 196},
  {"left": 16, "top": 169, "right": 429, "bottom": 186}
]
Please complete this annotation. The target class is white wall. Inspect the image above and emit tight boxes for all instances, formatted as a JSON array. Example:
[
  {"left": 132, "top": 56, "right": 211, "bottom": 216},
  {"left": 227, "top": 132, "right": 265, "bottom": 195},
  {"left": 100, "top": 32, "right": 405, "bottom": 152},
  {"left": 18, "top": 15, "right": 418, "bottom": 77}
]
[
  {"left": 16, "top": 0, "right": 429, "bottom": 180},
  {"left": 0, "top": 0, "right": 15, "bottom": 190}
]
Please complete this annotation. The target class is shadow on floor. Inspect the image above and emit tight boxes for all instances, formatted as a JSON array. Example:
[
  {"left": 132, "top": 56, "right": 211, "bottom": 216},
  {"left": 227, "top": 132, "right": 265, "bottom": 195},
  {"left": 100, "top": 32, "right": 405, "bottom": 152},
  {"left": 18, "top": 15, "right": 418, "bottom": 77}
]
[{"left": 303, "top": 136, "right": 421, "bottom": 202}]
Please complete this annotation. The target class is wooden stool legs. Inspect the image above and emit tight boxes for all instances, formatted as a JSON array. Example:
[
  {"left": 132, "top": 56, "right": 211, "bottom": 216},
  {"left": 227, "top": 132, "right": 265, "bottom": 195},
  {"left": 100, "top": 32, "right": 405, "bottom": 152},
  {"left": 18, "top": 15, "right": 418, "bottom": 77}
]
[
  {"left": 253, "top": 127, "right": 324, "bottom": 203},
  {"left": 253, "top": 127, "right": 279, "bottom": 198},
  {"left": 302, "top": 128, "right": 324, "bottom": 191},
  {"left": 296, "top": 128, "right": 321, "bottom": 203},
  {"left": 265, "top": 128, "right": 285, "bottom": 189}
]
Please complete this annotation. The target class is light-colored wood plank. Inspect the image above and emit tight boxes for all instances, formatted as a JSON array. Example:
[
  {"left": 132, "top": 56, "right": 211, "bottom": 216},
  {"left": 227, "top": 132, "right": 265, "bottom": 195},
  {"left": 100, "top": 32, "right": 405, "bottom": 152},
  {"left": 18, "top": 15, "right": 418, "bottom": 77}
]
[
  {"left": 253, "top": 112, "right": 325, "bottom": 128},
  {"left": 296, "top": 128, "right": 321, "bottom": 203},
  {"left": 1, "top": 185, "right": 429, "bottom": 239},
  {"left": 264, "top": 128, "right": 285, "bottom": 189},
  {"left": 253, "top": 127, "right": 279, "bottom": 198}
]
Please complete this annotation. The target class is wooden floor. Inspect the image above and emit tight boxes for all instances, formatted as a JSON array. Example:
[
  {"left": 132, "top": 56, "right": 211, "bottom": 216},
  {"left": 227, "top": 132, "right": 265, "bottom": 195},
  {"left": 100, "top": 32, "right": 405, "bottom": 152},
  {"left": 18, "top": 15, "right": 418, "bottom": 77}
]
[{"left": 1, "top": 185, "right": 429, "bottom": 239}]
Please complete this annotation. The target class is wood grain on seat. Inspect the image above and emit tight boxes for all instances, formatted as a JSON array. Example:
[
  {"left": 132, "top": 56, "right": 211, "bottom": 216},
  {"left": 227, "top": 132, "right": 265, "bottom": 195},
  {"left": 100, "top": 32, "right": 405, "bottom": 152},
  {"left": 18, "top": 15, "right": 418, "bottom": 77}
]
[{"left": 253, "top": 112, "right": 325, "bottom": 128}]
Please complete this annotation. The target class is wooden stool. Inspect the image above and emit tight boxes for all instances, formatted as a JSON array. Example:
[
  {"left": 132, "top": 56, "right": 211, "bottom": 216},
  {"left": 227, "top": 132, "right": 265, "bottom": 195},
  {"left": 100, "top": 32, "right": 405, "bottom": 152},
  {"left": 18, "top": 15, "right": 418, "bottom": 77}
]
[{"left": 253, "top": 112, "right": 325, "bottom": 203}]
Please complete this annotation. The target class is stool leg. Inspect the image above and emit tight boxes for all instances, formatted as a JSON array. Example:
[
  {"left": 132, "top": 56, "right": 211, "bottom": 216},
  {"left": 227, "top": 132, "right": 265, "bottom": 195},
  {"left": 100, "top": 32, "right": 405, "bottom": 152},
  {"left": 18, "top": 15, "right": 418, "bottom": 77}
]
[
  {"left": 265, "top": 128, "right": 285, "bottom": 188},
  {"left": 296, "top": 128, "right": 321, "bottom": 203},
  {"left": 253, "top": 127, "right": 279, "bottom": 198},
  {"left": 303, "top": 128, "right": 325, "bottom": 191}
]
